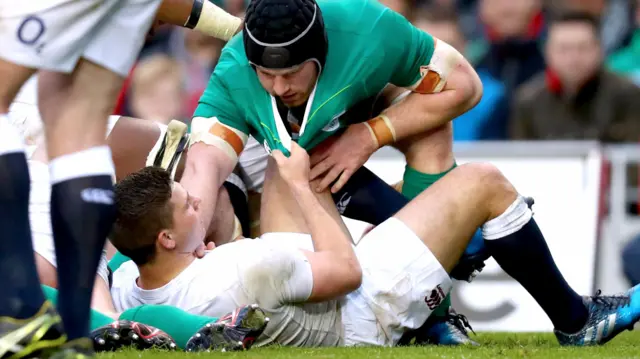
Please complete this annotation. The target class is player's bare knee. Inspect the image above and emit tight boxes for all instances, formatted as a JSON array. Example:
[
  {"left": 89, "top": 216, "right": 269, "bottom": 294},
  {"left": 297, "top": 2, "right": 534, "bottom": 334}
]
[
  {"left": 463, "top": 162, "right": 518, "bottom": 213},
  {"left": 461, "top": 162, "right": 512, "bottom": 193},
  {"left": 40, "top": 60, "right": 124, "bottom": 120}
]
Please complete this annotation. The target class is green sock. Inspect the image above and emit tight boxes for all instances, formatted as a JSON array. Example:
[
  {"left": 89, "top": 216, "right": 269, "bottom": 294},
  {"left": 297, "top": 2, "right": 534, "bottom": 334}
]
[
  {"left": 401, "top": 163, "right": 457, "bottom": 200},
  {"left": 41, "top": 285, "right": 114, "bottom": 330},
  {"left": 108, "top": 250, "right": 132, "bottom": 273},
  {"left": 119, "top": 305, "right": 218, "bottom": 349},
  {"left": 401, "top": 163, "right": 457, "bottom": 318}
]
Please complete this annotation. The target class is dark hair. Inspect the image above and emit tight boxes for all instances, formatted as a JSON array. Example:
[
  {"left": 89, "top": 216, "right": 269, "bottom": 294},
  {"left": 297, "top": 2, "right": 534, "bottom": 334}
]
[
  {"left": 110, "top": 166, "right": 174, "bottom": 266},
  {"left": 549, "top": 11, "right": 601, "bottom": 36}
]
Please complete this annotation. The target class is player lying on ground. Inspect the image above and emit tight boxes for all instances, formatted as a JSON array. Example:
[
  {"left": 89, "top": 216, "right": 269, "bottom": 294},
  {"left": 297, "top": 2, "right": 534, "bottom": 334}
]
[
  {"left": 23, "top": 115, "right": 252, "bottom": 313},
  {"left": 0, "top": 0, "right": 242, "bottom": 357},
  {"left": 111, "top": 139, "right": 640, "bottom": 347},
  {"left": 21, "top": 114, "right": 268, "bottom": 352},
  {"left": 190, "top": 0, "right": 487, "bottom": 344}
]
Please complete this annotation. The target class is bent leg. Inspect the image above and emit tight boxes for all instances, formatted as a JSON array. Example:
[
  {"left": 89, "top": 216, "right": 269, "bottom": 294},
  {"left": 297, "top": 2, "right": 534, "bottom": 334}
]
[{"left": 392, "top": 163, "right": 589, "bottom": 334}]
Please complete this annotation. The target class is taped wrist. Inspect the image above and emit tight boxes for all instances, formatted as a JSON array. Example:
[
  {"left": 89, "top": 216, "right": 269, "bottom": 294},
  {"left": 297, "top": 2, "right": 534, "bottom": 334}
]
[
  {"left": 186, "top": 0, "right": 242, "bottom": 41},
  {"left": 363, "top": 114, "right": 396, "bottom": 148}
]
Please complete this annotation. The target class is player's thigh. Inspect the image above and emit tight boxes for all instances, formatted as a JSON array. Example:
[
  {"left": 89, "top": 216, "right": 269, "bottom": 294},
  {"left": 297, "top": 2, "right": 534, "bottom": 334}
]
[
  {"left": 38, "top": 59, "right": 125, "bottom": 127},
  {"left": 393, "top": 162, "right": 516, "bottom": 271},
  {"left": 353, "top": 217, "right": 453, "bottom": 343},
  {"left": 0, "top": 60, "right": 36, "bottom": 110}
]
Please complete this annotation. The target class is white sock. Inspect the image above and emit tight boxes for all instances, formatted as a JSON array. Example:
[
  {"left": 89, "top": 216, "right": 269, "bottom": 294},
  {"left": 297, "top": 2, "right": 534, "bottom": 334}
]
[
  {"left": 49, "top": 146, "right": 115, "bottom": 185},
  {"left": 482, "top": 195, "right": 533, "bottom": 240},
  {"left": 0, "top": 113, "right": 25, "bottom": 156}
]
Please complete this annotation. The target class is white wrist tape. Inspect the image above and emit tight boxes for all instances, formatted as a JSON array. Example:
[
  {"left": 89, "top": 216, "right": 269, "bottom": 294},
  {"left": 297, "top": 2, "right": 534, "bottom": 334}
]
[{"left": 194, "top": 1, "right": 242, "bottom": 41}]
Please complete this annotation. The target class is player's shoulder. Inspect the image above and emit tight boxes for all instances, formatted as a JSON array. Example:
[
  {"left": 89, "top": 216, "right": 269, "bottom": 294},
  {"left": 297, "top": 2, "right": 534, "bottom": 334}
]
[
  {"left": 214, "top": 34, "right": 251, "bottom": 79},
  {"left": 319, "top": 0, "right": 391, "bottom": 34},
  {"left": 111, "top": 260, "right": 140, "bottom": 289}
]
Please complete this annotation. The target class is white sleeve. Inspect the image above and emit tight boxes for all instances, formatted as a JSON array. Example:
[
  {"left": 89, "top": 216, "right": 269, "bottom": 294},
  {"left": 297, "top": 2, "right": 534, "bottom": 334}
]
[{"left": 238, "top": 247, "right": 313, "bottom": 309}]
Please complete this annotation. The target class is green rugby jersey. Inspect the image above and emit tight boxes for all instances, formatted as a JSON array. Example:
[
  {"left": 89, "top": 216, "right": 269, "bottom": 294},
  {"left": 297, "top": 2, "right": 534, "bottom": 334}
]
[{"left": 194, "top": 0, "right": 435, "bottom": 155}]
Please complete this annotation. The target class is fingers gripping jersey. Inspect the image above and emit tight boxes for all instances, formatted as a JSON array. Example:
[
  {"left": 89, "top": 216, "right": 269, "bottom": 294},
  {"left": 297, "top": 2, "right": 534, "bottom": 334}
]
[{"left": 194, "top": 0, "right": 436, "bottom": 156}]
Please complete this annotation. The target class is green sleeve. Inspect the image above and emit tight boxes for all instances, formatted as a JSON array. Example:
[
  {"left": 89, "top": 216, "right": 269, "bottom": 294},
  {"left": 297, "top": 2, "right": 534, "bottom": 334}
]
[
  {"left": 194, "top": 54, "right": 250, "bottom": 136},
  {"left": 376, "top": 4, "right": 436, "bottom": 88},
  {"left": 108, "top": 251, "right": 131, "bottom": 273}
]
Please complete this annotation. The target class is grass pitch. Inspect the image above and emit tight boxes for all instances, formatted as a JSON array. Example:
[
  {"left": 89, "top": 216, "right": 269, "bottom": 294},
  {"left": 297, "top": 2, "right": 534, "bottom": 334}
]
[{"left": 98, "top": 332, "right": 640, "bottom": 359}]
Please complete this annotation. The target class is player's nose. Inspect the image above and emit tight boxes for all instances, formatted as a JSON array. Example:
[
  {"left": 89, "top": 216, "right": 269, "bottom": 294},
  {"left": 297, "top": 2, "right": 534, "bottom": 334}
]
[{"left": 272, "top": 76, "right": 290, "bottom": 96}]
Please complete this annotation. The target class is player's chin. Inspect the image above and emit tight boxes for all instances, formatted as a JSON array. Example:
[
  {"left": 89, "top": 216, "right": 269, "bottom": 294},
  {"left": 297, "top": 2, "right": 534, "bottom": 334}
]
[{"left": 282, "top": 96, "right": 304, "bottom": 108}]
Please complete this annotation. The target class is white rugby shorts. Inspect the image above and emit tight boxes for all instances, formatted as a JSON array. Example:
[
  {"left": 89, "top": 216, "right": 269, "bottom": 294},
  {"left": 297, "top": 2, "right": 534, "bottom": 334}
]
[
  {"left": 0, "top": 0, "right": 162, "bottom": 76},
  {"left": 343, "top": 217, "right": 452, "bottom": 346}
]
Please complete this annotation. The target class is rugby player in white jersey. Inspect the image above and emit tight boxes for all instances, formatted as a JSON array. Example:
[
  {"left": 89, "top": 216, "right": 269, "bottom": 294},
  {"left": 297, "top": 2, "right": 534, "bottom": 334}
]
[
  {"left": 7, "top": 98, "right": 273, "bottom": 351},
  {"left": 109, "top": 133, "right": 640, "bottom": 347},
  {"left": 0, "top": 1, "right": 242, "bottom": 355}
]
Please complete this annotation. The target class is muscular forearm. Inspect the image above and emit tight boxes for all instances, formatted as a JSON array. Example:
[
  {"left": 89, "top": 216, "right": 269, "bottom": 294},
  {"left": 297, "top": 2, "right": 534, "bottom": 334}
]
[
  {"left": 388, "top": 63, "right": 482, "bottom": 141},
  {"left": 180, "top": 143, "right": 235, "bottom": 236},
  {"left": 290, "top": 184, "right": 354, "bottom": 255},
  {"left": 158, "top": 0, "right": 242, "bottom": 40},
  {"left": 362, "top": 61, "right": 482, "bottom": 147}
]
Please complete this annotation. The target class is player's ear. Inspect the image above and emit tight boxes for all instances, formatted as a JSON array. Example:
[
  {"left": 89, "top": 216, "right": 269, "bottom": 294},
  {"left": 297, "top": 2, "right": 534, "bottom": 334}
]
[{"left": 157, "top": 230, "right": 176, "bottom": 250}]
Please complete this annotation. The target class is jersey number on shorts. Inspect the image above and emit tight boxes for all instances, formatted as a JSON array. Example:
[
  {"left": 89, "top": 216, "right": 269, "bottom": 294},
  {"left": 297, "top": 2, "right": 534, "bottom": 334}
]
[{"left": 17, "top": 16, "right": 46, "bottom": 53}]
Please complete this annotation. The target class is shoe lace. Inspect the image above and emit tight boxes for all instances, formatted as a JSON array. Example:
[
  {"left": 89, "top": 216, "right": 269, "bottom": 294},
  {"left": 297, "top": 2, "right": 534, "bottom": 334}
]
[
  {"left": 446, "top": 312, "right": 476, "bottom": 336},
  {"left": 591, "top": 290, "right": 630, "bottom": 310}
]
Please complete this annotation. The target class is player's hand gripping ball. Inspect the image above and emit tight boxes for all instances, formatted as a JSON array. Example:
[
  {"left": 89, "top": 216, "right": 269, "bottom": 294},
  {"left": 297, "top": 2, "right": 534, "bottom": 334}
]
[
  {"left": 309, "top": 123, "right": 378, "bottom": 193},
  {"left": 272, "top": 141, "right": 311, "bottom": 187}
]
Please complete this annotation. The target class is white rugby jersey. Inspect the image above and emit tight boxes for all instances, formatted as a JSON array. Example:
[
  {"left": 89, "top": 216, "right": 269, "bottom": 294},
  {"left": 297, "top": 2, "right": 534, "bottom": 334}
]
[{"left": 111, "top": 236, "right": 346, "bottom": 347}]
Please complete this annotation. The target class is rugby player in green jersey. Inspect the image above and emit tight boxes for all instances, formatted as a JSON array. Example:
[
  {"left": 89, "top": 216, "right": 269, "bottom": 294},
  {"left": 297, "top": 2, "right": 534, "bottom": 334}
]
[{"left": 187, "top": 0, "right": 483, "bottom": 345}]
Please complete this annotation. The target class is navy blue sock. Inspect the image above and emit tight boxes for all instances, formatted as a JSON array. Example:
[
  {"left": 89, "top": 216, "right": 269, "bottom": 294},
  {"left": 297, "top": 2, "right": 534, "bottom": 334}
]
[
  {"left": 49, "top": 146, "right": 116, "bottom": 340},
  {"left": 331, "top": 166, "right": 408, "bottom": 225},
  {"left": 483, "top": 197, "right": 588, "bottom": 333},
  {"left": 0, "top": 151, "right": 47, "bottom": 319}
]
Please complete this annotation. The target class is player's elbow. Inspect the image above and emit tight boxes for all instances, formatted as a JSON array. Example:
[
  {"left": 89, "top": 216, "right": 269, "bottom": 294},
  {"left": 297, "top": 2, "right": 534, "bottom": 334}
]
[
  {"left": 451, "top": 61, "right": 483, "bottom": 113},
  {"left": 184, "top": 143, "right": 234, "bottom": 186},
  {"left": 342, "top": 256, "right": 363, "bottom": 292}
]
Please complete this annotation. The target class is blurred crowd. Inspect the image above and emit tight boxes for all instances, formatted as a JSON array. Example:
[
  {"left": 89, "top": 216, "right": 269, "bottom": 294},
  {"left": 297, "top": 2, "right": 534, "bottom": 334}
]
[{"left": 118, "top": 0, "right": 640, "bottom": 142}]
